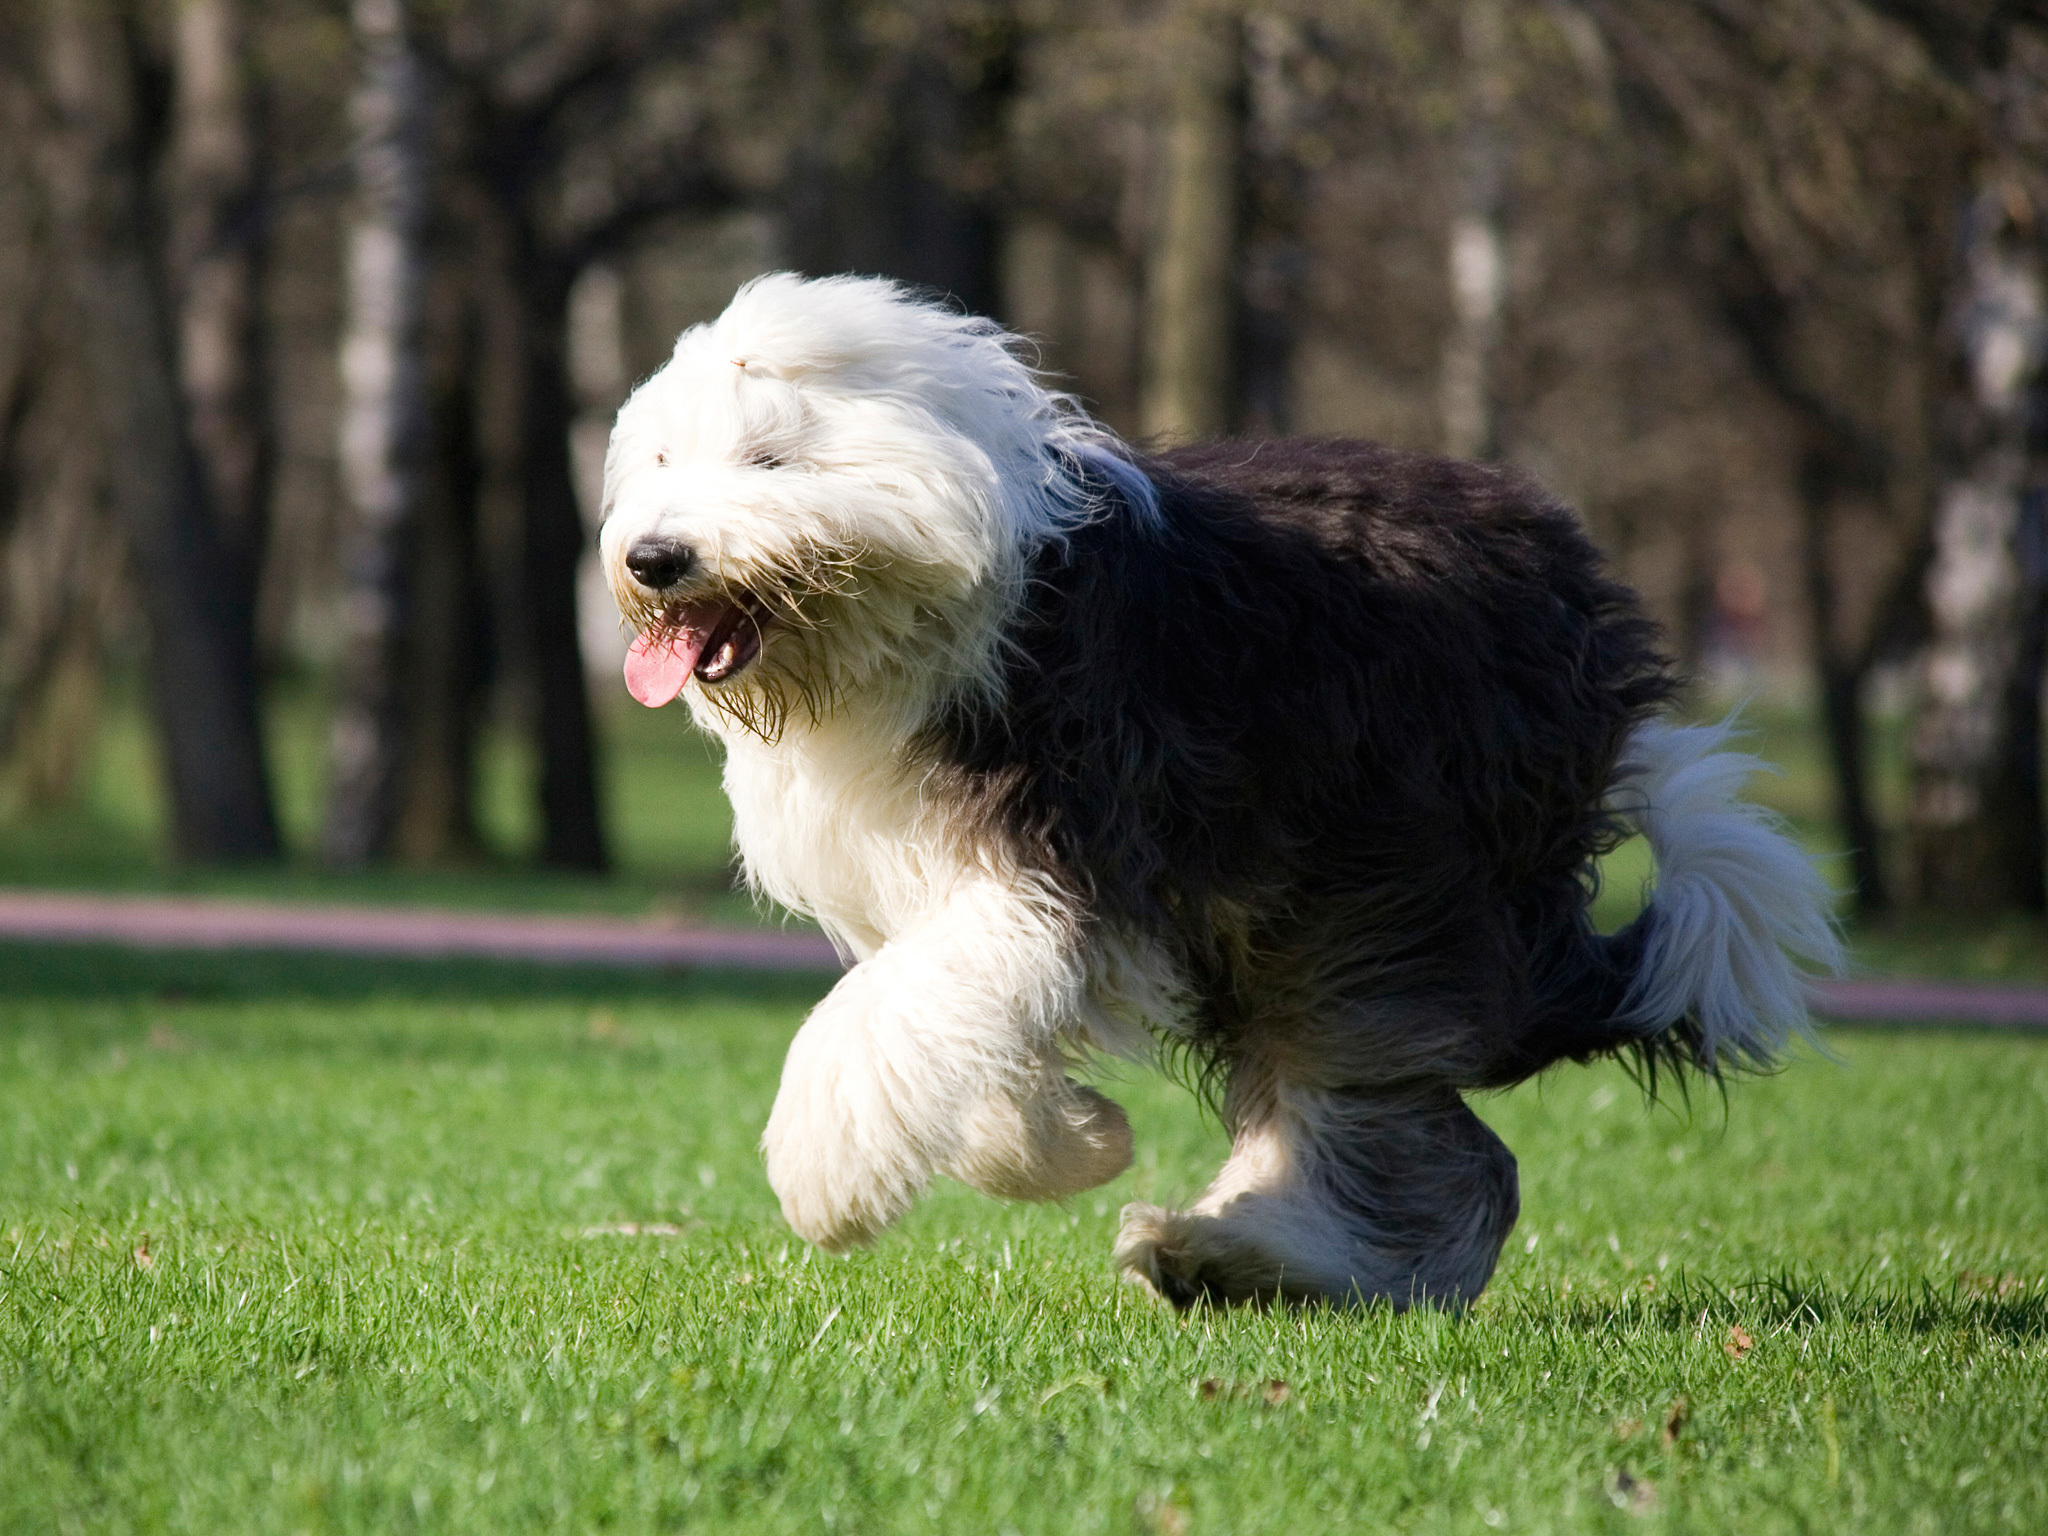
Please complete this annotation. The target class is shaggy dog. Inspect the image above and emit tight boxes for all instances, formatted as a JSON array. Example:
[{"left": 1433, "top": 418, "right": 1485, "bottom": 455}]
[{"left": 599, "top": 273, "right": 1841, "bottom": 1308}]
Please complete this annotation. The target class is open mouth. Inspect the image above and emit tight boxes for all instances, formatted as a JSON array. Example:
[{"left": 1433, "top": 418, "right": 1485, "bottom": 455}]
[{"left": 623, "top": 593, "right": 770, "bottom": 707}]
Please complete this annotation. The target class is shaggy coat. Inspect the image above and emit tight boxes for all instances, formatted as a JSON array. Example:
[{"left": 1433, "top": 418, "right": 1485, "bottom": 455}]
[
  {"left": 599, "top": 274, "right": 1840, "bottom": 1308},
  {"left": 933, "top": 440, "right": 1675, "bottom": 1092}
]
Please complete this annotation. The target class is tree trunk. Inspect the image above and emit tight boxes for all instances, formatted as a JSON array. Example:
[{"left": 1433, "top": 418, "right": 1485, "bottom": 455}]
[
  {"left": 391, "top": 288, "right": 490, "bottom": 864},
  {"left": 37, "top": 0, "right": 278, "bottom": 861},
  {"left": 778, "top": 0, "right": 1006, "bottom": 314},
  {"left": 516, "top": 267, "right": 607, "bottom": 871},
  {"left": 883, "top": 51, "right": 1005, "bottom": 313},
  {"left": 1139, "top": 8, "right": 1240, "bottom": 444},
  {"left": 1799, "top": 447, "right": 1891, "bottom": 914},
  {"left": 1441, "top": 0, "right": 1507, "bottom": 461},
  {"left": 1906, "top": 175, "right": 2048, "bottom": 910},
  {"left": 167, "top": 0, "right": 270, "bottom": 585},
  {"left": 777, "top": 0, "right": 841, "bottom": 280},
  {"left": 324, "top": 0, "right": 432, "bottom": 865}
]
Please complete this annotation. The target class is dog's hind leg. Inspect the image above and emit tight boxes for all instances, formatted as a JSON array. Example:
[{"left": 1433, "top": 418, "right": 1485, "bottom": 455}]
[{"left": 1115, "top": 1064, "right": 1518, "bottom": 1308}]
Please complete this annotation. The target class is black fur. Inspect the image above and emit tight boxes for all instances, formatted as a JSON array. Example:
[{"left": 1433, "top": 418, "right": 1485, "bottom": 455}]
[{"left": 930, "top": 437, "right": 1678, "bottom": 1093}]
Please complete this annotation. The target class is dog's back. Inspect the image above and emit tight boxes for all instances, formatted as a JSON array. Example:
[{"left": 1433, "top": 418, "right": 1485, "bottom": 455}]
[{"left": 937, "top": 434, "right": 1681, "bottom": 1089}]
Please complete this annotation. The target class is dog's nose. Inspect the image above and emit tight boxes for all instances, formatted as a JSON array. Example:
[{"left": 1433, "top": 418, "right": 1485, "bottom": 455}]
[{"left": 624, "top": 538, "right": 695, "bottom": 591}]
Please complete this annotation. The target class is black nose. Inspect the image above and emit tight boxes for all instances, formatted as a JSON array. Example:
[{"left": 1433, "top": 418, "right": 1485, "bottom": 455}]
[{"left": 624, "top": 538, "right": 695, "bottom": 590}]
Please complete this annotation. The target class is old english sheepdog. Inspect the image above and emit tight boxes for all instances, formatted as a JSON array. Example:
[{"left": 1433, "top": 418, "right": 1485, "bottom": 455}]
[{"left": 598, "top": 272, "right": 1841, "bottom": 1308}]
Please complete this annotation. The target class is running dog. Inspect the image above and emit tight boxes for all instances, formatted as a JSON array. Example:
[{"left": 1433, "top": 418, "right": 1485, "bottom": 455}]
[{"left": 598, "top": 273, "right": 1840, "bottom": 1308}]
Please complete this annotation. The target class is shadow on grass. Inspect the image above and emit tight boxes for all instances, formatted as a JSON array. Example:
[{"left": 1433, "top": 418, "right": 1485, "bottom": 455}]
[
  {"left": 1517, "top": 1269, "right": 2048, "bottom": 1344},
  {"left": 0, "top": 940, "right": 835, "bottom": 1013}
]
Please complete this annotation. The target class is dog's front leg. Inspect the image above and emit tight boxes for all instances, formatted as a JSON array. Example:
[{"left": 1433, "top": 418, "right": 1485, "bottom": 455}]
[{"left": 762, "top": 878, "right": 1132, "bottom": 1251}]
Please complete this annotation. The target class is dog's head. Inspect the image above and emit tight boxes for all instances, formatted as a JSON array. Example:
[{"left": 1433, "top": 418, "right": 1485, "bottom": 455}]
[{"left": 600, "top": 273, "right": 1151, "bottom": 739}]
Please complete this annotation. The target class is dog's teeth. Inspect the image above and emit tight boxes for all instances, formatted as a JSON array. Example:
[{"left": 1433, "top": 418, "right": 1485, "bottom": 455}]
[{"left": 699, "top": 639, "right": 738, "bottom": 682}]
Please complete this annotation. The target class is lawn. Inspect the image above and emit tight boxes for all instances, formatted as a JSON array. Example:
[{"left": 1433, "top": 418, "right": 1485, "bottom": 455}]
[
  {"left": 1, "top": 942, "right": 2043, "bottom": 1534},
  {"left": 3, "top": 686, "right": 2047, "bottom": 1530}
]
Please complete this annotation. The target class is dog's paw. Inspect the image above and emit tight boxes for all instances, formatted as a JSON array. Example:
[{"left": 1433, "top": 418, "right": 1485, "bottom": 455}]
[
  {"left": 1114, "top": 1203, "right": 1214, "bottom": 1308},
  {"left": 760, "top": 1015, "right": 934, "bottom": 1253},
  {"left": 947, "top": 1080, "right": 1133, "bottom": 1202},
  {"left": 761, "top": 1099, "right": 927, "bottom": 1253},
  {"left": 1113, "top": 1203, "right": 1294, "bottom": 1308}
]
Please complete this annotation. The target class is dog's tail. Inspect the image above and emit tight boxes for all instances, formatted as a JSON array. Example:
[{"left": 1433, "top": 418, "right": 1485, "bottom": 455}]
[{"left": 1532, "top": 718, "right": 1843, "bottom": 1090}]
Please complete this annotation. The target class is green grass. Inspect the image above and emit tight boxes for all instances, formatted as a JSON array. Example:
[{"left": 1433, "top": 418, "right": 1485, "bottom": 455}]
[{"left": 2, "top": 944, "right": 2044, "bottom": 1533}]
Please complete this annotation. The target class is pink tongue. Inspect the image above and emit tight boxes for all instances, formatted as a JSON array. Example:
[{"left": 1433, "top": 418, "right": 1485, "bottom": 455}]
[{"left": 624, "top": 627, "right": 708, "bottom": 708}]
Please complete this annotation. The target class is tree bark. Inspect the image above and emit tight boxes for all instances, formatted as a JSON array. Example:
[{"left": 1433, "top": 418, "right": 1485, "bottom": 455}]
[
  {"left": 324, "top": 0, "right": 433, "bottom": 865},
  {"left": 1906, "top": 174, "right": 2048, "bottom": 909},
  {"left": 1798, "top": 446, "right": 1891, "bottom": 915},
  {"left": 167, "top": 0, "right": 270, "bottom": 585},
  {"left": 1139, "top": 8, "right": 1240, "bottom": 444},
  {"left": 1441, "top": 0, "right": 1507, "bottom": 461},
  {"left": 37, "top": 0, "right": 278, "bottom": 861},
  {"left": 391, "top": 286, "right": 490, "bottom": 864},
  {"left": 514, "top": 266, "right": 607, "bottom": 872},
  {"left": 778, "top": 0, "right": 1007, "bottom": 313}
]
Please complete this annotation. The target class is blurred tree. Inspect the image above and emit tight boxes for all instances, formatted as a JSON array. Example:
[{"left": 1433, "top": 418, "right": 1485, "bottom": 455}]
[
  {"left": 0, "top": 268, "right": 112, "bottom": 805},
  {"left": 1583, "top": 0, "right": 1973, "bottom": 914},
  {"left": 1139, "top": 4, "right": 1241, "bottom": 442},
  {"left": 32, "top": 0, "right": 280, "bottom": 861},
  {"left": 8, "top": 0, "right": 2040, "bottom": 903},
  {"left": 169, "top": 0, "right": 272, "bottom": 611},
  {"left": 444, "top": 0, "right": 747, "bottom": 870},
  {"left": 0, "top": 70, "right": 89, "bottom": 789},
  {"left": 325, "top": 0, "right": 434, "bottom": 866},
  {"left": 1899, "top": 13, "right": 2048, "bottom": 910},
  {"left": 1441, "top": 0, "right": 1506, "bottom": 460},
  {"left": 389, "top": 275, "right": 493, "bottom": 864},
  {"left": 781, "top": 0, "right": 1016, "bottom": 312}
]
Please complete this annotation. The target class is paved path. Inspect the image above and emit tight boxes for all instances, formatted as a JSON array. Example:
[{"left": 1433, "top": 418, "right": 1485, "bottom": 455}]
[
  {"left": 0, "top": 890, "right": 842, "bottom": 973},
  {"left": 2, "top": 888, "right": 2046, "bottom": 1030},
  {"left": 1805, "top": 977, "right": 2048, "bottom": 1030}
]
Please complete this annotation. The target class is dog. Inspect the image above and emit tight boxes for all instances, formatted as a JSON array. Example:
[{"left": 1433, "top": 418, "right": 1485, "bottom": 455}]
[{"left": 598, "top": 272, "right": 1841, "bottom": 1308}]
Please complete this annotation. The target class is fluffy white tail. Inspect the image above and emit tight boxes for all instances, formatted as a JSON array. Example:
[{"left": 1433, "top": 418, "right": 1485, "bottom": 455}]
[{"left": 1611, "top": 719, "right": 1844, "bottom": 1072}]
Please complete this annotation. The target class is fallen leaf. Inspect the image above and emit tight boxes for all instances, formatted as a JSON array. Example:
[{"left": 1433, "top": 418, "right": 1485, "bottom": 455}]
[
  {"left": 1196, "top": 1378, "right": 1222, "bottom": 1401},
  {"left": 1661, "top": 1395, "right": 1690, "bottom": 1447},
  {"left": 132, "top": 1238, "right": 153, "bottom": 1271},
  {"left": 1724, "top": 1324, "right": 1755, "bottom": 1361},
  {"left": 1263, "top": 1379, "right": 1290, "bottom": 1406}
]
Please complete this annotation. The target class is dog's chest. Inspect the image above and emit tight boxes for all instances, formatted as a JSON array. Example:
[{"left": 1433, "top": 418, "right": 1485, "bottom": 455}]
[{"left": 720, "top": 727, "right": 952, "bottom": 960}]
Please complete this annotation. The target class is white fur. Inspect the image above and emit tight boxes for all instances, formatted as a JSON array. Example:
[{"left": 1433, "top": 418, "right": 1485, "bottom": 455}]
[
  {"left": 1612, "top": 719, "right": 1846, "bottom": 1069},
  {"left": 762, "top": 867, "right": 1135, "bottom": 1250},
  {"left": 600, "top": 274, "right": 1157, "bottom": 1248}
]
